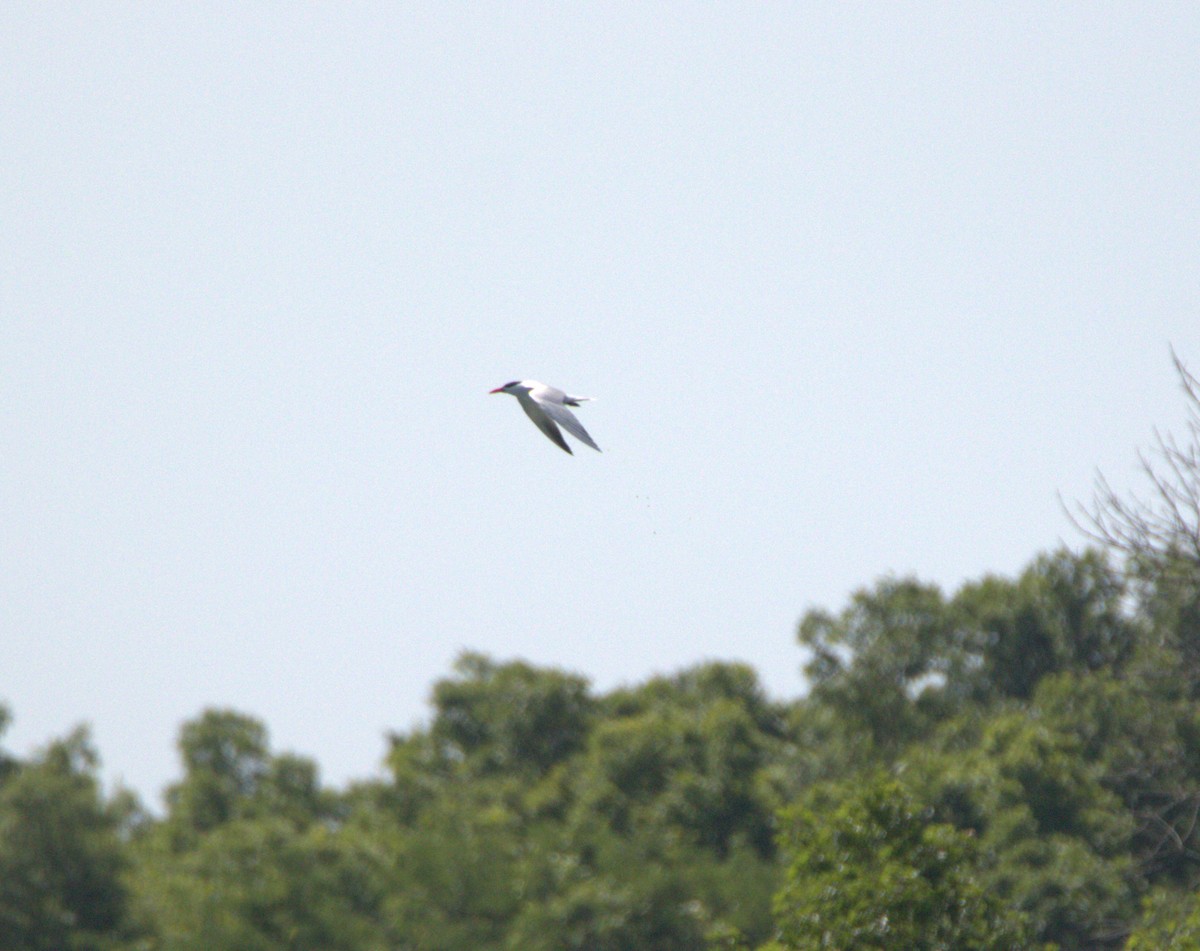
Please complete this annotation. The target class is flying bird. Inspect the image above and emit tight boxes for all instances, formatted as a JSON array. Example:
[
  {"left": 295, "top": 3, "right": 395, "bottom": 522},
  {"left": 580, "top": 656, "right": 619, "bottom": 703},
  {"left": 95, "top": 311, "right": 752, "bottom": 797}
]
[{"left": 489, "top": 380, "right": 601, "bottom": 454}]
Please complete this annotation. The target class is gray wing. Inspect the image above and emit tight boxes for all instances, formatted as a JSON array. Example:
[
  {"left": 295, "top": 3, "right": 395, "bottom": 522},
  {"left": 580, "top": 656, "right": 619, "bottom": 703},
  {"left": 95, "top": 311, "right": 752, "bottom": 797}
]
[
  {"left": 541, "top": 400, "right": 601, "bottom": 452},
  {"left": 519, "top": 398, "right": 573, "bottom": 454}
]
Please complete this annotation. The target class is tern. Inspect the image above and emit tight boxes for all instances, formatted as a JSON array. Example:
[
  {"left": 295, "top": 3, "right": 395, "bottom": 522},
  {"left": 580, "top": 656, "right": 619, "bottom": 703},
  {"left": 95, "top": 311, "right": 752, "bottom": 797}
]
[{"left": 489, "top": 380, "right": 601, "bottom": 454}]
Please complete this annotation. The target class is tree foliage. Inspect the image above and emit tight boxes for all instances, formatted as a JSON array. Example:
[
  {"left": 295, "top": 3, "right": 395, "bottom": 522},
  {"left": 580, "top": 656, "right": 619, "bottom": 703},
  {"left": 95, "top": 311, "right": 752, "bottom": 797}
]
[
  {"left": 772, "top": 775, "right": 1031, "bottom": 950},
  {"left": 0, "top": 724, "right": 129, "bottom": 951}
]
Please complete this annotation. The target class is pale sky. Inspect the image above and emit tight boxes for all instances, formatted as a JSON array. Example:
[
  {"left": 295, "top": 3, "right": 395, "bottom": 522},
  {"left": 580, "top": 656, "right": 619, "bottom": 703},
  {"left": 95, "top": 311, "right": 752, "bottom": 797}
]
[{"left": 3, "top": 4, "right": 1197, "bottom": 807}]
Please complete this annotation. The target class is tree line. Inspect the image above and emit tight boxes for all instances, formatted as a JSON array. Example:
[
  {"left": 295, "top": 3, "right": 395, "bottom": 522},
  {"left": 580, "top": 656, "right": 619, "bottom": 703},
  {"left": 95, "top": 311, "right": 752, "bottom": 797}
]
[{"left": 4, "top": 359, "right": 1200, "bottom": 950}]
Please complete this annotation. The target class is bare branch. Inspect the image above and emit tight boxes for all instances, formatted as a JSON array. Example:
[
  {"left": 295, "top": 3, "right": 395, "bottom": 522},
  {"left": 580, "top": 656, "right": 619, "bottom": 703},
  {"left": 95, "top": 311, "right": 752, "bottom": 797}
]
[{"left": 1067, "top": 350, "right": 1200, "bottom": 567}]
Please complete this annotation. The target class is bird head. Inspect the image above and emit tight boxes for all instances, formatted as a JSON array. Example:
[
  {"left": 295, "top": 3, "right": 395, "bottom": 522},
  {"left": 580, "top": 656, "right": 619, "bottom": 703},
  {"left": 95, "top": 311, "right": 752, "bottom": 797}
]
[{"left": 489, "top": 380, "right": 527, "bottom": 395}]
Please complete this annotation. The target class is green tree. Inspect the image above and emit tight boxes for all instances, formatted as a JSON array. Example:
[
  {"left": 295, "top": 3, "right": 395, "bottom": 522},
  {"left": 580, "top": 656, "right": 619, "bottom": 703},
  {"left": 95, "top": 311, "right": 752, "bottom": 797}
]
[
  {"left": 951, "top": 549, "right": 1133, "bottom": 701},
  {"left": 0, "top": 705, "right": 17, "bottom": 783},
  {"left": 130, "top": 709, "right": 361, "bottom": 948},
  {"left": 159, "top": 709, "right": 334, "bottom": 844},
  {"left": 602, "top": 662, "right": 785, "bottom": 738},
  {"left": 1031, "top": 670, "right": 1200, "bottom": 883},
  {"left": 1127, "top": 886, "right": 1200, "bottom": 949},
  {"left": 772, "top": 775, "right": 1031, "bottom": 951},
  {"left": 505, "top": 864, "right": 707, "bottom": 951},
  {"left": 576, "top": 662, "right": 782, "bottom": 859},
  {"left": 132, "top": 818, "right": 384, "bottom": 951},
  {"left": 162, "top": 709, "right": 270, "bottom": 835},
  {"left": 798, "top": 578, "right": 950, "bottom": 755},
  {"left": 0, "top": 724, "right": 130, "bottom": 951},
  {"left": 905, "top": 696, "right": 1138, "bottom": 949},
  {"left": 365, "top": 787, "right": 526, "bottom": 950},
  {"left": 796, "top": 550, "right": 1134, "bottom": 766},
  {"left": 430, "top": 652, "right": 594, "bottom": 777}
]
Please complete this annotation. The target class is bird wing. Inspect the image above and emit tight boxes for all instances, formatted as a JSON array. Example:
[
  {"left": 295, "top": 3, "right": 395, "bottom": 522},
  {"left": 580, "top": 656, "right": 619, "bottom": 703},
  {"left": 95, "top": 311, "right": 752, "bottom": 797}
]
[
  {"left": 541, "top": 400, "right": 601, "bottom": 452},
  {"left": 519, "top": 398, "right": 573, "bottom": 454},
  {"left": 532, "top": 383, "right": 569, "bottom": 403}
]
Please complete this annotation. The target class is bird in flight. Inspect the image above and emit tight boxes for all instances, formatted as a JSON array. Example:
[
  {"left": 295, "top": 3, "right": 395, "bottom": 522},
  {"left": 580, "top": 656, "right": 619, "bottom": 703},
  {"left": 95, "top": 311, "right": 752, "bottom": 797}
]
[{"left": 489, "top": 380, "right": 601, "bottom": 454}]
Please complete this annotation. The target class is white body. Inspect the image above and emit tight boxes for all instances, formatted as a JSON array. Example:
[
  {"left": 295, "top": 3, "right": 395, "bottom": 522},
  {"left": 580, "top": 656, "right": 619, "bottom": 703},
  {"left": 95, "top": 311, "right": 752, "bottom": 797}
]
[{"left": 490, "top": 380, "right": 601, "bottom": 455}]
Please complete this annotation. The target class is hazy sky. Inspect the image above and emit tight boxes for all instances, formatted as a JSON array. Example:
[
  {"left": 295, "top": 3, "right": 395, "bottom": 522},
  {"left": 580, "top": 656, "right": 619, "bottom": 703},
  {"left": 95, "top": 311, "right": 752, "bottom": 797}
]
[{"left": 3, "top": 4, "right": 1197, "bottom": 807}]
